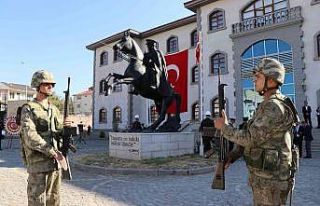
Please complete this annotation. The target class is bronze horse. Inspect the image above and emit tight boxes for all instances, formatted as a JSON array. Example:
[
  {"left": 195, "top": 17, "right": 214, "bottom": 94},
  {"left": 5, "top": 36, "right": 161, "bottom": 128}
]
[{"left": 104, "top": 32, "right": 181, "bottom": 132}]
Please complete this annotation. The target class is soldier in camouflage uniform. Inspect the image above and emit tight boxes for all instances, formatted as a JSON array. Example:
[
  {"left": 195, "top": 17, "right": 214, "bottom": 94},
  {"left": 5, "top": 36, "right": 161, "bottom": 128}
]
[
  {"left": 20, "top": 70, "right": 70, "bottom": 206},
  {"left": 215, "top": 58, "right": 297, "bottom": 206}
]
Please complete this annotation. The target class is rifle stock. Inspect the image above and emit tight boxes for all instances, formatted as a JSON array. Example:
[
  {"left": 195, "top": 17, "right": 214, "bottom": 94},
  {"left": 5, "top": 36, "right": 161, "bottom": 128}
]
[
  {"left": 212, "top": 159, "right": 225, "bottom": 189},
  {"left": 212, "top": 132, "right": 227, "bottom": 190},
  {"left": 212, "top": 70, "right": 227, "bottom": 190}
]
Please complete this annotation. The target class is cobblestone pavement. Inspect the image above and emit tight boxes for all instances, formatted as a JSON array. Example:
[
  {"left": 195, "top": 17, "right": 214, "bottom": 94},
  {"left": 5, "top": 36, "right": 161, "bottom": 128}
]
[{"left": 1, "top": 137, "right": 320, "bottom": 206}]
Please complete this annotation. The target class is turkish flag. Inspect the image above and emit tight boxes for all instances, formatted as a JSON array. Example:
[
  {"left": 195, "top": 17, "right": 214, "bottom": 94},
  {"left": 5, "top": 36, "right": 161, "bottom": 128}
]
[{"left": 165, "top": 49, "right": 188, "bottom": 113}]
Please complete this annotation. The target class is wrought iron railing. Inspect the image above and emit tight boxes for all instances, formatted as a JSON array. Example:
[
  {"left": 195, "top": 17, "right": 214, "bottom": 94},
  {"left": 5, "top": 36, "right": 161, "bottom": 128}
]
[{"left": 232, "top": 6, "right": 302, "bottom": 35}]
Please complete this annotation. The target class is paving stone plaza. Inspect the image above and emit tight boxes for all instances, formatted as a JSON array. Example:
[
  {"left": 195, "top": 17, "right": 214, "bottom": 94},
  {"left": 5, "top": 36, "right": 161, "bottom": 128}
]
[{"left": 1, "top": 137, "right": 319, "bottom": 206}]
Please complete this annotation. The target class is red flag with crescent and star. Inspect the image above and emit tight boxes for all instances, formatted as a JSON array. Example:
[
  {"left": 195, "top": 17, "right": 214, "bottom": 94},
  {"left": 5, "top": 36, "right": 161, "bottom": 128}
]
[{"left": 164, "top": 49, "right": 188, "bottom": 113}]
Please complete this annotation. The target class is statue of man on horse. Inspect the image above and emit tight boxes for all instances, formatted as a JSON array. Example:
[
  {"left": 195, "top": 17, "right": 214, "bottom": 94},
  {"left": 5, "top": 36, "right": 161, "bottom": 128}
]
[{"left": 104, "top": 31, "right": 181, "bottom": 132}]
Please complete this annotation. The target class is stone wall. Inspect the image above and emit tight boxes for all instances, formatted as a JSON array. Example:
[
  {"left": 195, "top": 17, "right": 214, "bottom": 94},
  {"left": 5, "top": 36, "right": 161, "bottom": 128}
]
[{"left": 109, "top": 132, "right": 195, "bottom": 160}]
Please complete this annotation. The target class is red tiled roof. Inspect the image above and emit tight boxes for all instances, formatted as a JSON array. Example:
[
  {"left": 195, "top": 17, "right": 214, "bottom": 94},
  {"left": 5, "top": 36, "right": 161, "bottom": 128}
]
[{"left": 73, "top": 90, "right": 93, "bottom": 96}]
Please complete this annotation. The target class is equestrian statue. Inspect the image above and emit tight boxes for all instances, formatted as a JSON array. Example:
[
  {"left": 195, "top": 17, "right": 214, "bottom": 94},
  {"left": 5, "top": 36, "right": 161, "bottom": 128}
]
[{"left": 104, "top": 31, "right": 181, "bottom": 132}]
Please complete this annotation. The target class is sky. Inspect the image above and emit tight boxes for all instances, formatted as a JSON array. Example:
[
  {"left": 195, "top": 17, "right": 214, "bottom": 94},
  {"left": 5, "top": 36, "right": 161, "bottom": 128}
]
[{"left": 0, "top": 0, "right": 193, "bottom": 97}]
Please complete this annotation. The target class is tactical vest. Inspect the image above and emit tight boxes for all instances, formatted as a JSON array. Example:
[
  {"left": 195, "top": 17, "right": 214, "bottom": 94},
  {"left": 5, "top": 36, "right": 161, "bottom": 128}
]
[
  {"left": 243, "top": 93, "right": 298, "bottom": 181},
  {"left": 24, "top": 101, "right": 60, "bottom": 147},
  {"left": 19, "top": 100, "right": 62, "bottom": 172}
]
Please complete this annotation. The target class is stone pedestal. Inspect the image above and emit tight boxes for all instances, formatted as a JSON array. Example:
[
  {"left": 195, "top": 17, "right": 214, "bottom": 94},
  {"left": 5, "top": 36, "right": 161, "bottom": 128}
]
[{"left": 109, "top": 132, "right": 195, "bottom": 160}]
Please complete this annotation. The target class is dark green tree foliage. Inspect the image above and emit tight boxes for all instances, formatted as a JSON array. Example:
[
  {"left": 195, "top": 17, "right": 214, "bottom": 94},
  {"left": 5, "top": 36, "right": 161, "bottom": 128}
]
[
  {"left": 48, "top": 94, "right": 74, "bottom": 114},
  {"left": 48, "top": 93, "right": 63, "bottom": 112}
]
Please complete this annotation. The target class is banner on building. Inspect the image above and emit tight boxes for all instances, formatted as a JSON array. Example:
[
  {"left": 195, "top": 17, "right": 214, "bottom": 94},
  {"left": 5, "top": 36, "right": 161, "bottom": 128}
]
[{"left": 165, "top": 49, "right": 188, "bottom": 113}]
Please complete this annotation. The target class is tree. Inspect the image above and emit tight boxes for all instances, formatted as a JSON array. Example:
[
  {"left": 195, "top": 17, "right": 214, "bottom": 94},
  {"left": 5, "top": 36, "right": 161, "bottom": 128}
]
[
  {"left": 48, "top": 93, "right": 74, "bottom": 115},
  {"left": 48, "top": 93, "right": 63, "bottom": 112}
]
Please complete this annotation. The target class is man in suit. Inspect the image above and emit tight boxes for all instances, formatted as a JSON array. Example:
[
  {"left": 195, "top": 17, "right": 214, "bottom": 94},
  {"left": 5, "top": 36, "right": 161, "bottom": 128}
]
[
  {"left": 302, "top": 100, "right": 312, "bottom": 127},
  {"left": 302, "top": 121, "right": 313, "bottom": 158},
  {"left": 293, "top": 122, "right": 304, "bottom": 157}
]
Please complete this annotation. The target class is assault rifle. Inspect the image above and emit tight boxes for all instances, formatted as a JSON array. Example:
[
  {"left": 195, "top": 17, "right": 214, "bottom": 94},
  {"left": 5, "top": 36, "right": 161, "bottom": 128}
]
[
  {"left": 61, "top": 77, "right": 77, "bottom": 180},
  {"left": 212, "top": 68, "right": 227, "bottom": 190}
]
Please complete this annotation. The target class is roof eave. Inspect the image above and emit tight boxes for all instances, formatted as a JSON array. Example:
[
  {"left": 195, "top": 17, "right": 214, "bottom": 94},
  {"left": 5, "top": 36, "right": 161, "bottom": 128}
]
[
  {"left": 86, "top": 29, "right": 141, "bottom": 51},
  {"left": 86, "top": 14, "right": 197, "bottom": 51},
  {"left": 141, "top": 14, "right": 196, "bottom": 38},
  {"left": 184, "top": 0, "right": 219, "bottom": 12}
]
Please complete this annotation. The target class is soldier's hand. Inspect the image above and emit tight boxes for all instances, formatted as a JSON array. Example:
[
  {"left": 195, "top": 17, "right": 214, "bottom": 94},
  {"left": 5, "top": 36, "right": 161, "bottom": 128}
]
[
  {"left": 63, "top": 117, "right": 72, "bottom": 127},
  {"left": 214, "top": 110, "right": 228, "bottom": 130},
  {"left": 53, "top": 151, "right": 68, "bottom": 171}
]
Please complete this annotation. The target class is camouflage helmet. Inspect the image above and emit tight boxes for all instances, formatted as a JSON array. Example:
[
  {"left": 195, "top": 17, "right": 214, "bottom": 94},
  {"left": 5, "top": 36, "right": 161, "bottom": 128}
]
[
  {"left": 253, "top": 58, "right": 285, "bottom": 85},
  {"left": 31, "top": 70, "right": 56, "bottom": 88}
]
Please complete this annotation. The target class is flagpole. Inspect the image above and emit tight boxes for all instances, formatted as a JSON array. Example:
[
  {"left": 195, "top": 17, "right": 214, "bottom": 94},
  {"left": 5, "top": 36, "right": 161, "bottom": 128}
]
[{"left": 196, "top": 30, "right": 203, "bottom": 121}]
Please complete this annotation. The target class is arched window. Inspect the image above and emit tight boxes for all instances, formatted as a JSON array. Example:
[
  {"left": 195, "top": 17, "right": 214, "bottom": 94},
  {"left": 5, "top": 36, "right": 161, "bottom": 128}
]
[
  {"left": 99, "top": 108, "right": 107, "bottom": 123},
  {"left": 113, "top": 107, "right": 122, "bottom": 123},
  {"left": 190, "top": 30, "right": 198, "bottom": 47},
  {"left": 150, "top": 105, "right": 159, "bottom": 123},
  {"left": 210, "top": 53, "right": 226, "bottom": 75},
  {"left": 99, "top": 80, "right": 105, "bottom": 94},
  {"left": 100, "top": 51, "right": 108, "bottom": 66},
  {"left": 209, "top": 10, "right": 225, "bottom": 31},
  {"left": 191, "top": 102, "right": 200, "bottom": 122},
  {"left": 242, "top": 0, "right": 288, "bottom": 20},
  {"left": 211, "top": 97, "right": 220, "bottom": 118},
  {"left": 241, "top": 39, "right": 294, "bottom": 118},
  {"left": 167, "top": 36, "right": 179, "bottom": 53},
  {"left": 191, "top": 66, "right": 199, "bottom": 83}
]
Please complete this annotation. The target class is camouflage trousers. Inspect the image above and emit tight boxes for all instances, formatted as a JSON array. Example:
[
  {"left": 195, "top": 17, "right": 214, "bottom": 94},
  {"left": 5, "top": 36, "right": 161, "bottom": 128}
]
[
  {"left": 250, "top": 175, "right": 291, "bottom": 206},
  {"left": 27, "top": 170, "right": 61, "bottom": 206}
]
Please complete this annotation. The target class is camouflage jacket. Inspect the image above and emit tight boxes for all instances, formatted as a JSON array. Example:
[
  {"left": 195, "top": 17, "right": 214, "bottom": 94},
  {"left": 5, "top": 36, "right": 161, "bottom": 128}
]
[
  {"left": 20, "top": 99, "right": 63, "bottom": 173},
  {"left": 222, "top": 91, "right": 295, "bottom": 182}
]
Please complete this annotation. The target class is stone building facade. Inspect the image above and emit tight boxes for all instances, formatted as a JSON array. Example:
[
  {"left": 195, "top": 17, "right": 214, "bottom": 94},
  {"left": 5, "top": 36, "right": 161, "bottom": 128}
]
[{"left": 87, "top": 0, "right": 320, "bottom": 130}]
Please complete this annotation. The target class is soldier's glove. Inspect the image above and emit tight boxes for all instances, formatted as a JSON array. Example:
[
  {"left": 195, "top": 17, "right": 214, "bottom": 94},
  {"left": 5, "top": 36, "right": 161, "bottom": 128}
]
[{"left": 53, "top": 150, "right": 68, "bottom": 171}]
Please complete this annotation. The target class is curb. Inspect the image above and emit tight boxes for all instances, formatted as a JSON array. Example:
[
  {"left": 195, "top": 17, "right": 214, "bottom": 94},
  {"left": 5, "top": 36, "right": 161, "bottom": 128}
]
[{"left": 71, "top": 161, "right": 214, "bottom": 176}]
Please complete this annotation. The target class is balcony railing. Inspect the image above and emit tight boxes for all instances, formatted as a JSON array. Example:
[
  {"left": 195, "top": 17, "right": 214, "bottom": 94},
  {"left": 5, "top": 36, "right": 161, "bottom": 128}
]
[{"left": 232, "top": 6, "right": 302, "bottom": 35}]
